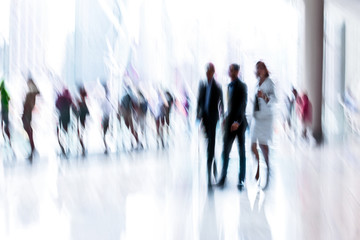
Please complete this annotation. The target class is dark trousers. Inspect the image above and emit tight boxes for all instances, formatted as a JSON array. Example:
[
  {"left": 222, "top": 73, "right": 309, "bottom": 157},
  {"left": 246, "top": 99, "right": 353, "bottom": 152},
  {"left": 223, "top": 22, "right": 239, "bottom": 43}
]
[
  {"left": 204, "top": 120, "right": 217, "bottom": 183},
  {"left": 220, "top": 123, "right": 246, "bottom": 183}
]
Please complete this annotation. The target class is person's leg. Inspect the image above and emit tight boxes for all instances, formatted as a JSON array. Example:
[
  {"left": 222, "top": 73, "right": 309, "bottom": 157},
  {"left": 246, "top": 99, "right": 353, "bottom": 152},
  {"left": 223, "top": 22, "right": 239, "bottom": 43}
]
[
  {"left": 57, "top": 126, "right": 66, "bottom": 155},
  {"left": 205, "top": 123, "right": 216, "bottom": 185},
  {"left": 58, "top": 118, "right": 67, "bottom": 155},
  {"left": 23, "top": 117, "right": 33, "bottom": 159},
  {"left": 218, "top": 130, "right": 235, "bottom": 185},
  {"left": 78, "top": 121, "right": 86, "bottom": 156},
  {"left": 3, "top": 111, "right": 11, "bottom": 144},
  {"left": 1, "top": 118, "right": 4, "bottom": 139},
  {"left": 140, "top": 116, "right": 147, "bottom": 147},
  {"left": 251, "top": 142, "right": 260, "bottom": 180},
  {"left": 4, "top": 121, "right": 10, "bottom": 141},
  {"left": 165, "top": 110, "right": 170, "bottom": 142},
  {"left": 155, "top": 118, "right": 160, "bottom": 146},
  {"left": 103, "top": 117, "right": 109, "bottom": 153},
  {"left": 237, "top": 126, "right": 246, "bottom": 184},
  {"left": 160, "top": 117, "right": 165, "bottom": 147},
  {"left": 26, "top": 125, "right": 35, "bottom": 157},
  {"left": 4, "top": 121, "right": 11, "bottom": 146},
  {"left": 128, "top": 116, "right": 139, "bottom": 144},
  {"left": 259, "top": 144, "right": 269, "bottom": 187}
]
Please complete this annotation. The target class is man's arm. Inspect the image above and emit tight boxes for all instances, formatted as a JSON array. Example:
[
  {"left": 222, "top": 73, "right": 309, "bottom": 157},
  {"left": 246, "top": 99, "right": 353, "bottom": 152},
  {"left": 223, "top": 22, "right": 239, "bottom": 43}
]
[
  {"left": 237, "top": 83, "right": 248, "bottom": 123},
  {"left": 218, "top": 84, "right": 224, "bottom": 119},
  {"left": 196, "top": 82, "right": 203, "bottom": 120}
]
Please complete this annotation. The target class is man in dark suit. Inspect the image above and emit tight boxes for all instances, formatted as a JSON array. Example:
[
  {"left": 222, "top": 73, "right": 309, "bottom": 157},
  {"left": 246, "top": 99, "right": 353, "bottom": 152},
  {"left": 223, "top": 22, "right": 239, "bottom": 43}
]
[
  {"left": 216, "top": 63, "right": 248, "bottom": 191},
  {"left": 197, "top": 63, "right": 224, "bottom": 187}
]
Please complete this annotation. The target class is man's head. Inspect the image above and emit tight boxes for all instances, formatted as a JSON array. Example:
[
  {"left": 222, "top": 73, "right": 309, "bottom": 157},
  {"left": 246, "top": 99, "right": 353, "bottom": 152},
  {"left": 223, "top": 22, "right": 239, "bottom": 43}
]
[
  {"left": 206, "top": 63, "right": 215, "bottom": 82},
  {"left": 228, "top": 64, "right": 240, "bottom": 80}
]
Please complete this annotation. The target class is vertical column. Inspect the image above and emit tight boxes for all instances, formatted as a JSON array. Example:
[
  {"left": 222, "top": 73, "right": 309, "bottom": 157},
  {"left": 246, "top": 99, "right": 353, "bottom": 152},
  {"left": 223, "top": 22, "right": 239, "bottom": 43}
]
[{"left": 303, "top": 0, "right": 325, "bottom": 143}]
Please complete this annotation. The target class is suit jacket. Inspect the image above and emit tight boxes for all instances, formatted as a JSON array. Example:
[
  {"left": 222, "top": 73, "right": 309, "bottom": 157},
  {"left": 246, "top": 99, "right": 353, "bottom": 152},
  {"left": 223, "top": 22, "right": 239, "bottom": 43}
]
[
  {"left": 226, "top": 78, "right": 248, "bottom": 128},
  {"left": 196, "top": 79, "right": 224, "bottom": 126}
]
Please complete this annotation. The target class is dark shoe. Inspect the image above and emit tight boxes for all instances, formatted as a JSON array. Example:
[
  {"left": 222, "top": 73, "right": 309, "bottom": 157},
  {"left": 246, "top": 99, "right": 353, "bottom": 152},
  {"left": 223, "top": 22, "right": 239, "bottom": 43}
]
[
  {"left": 27, "top": 154, "right": 33, "bottom": 163},
  {"left": 215, "top": 178, "right": 225, "bottom": 188},
  {"left": 237, "top": 182, "right": 244, "bottom": 191},
  {"left": 255, "top": 168, "right": 260, "bottom": 181}
]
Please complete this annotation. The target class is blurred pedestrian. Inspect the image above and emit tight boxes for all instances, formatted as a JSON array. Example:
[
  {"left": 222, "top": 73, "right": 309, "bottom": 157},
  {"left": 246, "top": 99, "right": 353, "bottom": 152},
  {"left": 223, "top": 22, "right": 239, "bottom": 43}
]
[
  {"left": 251, "top": 61, "right": 276, "bottom": 189},
  {"left": 0, "top": 80, "right": 11, "bottom": 147},
  {"left": 196, "top": 63, "right": 224, "bottom": 187},
  {"left": 101, "top": 83, "right": 112, "bottom": 154},
  {"left": 151, "top": 88, "right": 167, "bottom": 148},
  {"left": 22, "top": 78, "right": 40, "bottom": 161},
  {"left": 76, "top": 85, "right": 89, "bottom": 156},
  {"left": 56, "top": 88, "right": 75, "bottom": 157},
  {"left": 135, "top": 89, "right": 148, "bottom": 148},
  {"left": 299, "top": 93, "right": 312, "bottom": 139},
  {"left": 216, "top": 63, "right": 247, "bottom": 191},
  {"left": 164, "top": 90, "right": 174, "bottom": 144},
  {"left": 119, "top": 85, "right": 139, "bottom": 148}
]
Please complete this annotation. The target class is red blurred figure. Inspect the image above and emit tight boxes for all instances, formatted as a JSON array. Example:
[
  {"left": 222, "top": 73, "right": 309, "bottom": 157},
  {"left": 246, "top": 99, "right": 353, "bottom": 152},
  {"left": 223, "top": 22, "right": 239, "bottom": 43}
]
[
  {"left": 299, "top": 93, "right": 312, "bottom": 139},
  {"left": 56, "top": 88, "right": 75, "bottom": 157}
]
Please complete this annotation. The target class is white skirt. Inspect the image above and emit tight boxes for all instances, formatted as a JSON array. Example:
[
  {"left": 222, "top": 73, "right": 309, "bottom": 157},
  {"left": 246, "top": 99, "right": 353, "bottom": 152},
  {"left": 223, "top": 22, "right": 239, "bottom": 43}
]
[{"left": 251, "top": 117, "right": 273, "bottom": 145}]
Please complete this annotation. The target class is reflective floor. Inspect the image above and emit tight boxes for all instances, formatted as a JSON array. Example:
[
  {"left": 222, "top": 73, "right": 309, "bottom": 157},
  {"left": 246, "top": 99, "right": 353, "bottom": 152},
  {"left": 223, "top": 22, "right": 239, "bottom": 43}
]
[{"left": 0, "top": 123, "right": 360, "bottom": 240}]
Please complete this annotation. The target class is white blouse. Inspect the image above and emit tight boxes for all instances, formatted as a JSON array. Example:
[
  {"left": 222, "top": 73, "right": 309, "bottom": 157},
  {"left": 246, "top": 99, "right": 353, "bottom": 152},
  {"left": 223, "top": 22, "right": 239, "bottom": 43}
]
[{"left": 253, "top": 77, "right": 276, "bottom": 120}]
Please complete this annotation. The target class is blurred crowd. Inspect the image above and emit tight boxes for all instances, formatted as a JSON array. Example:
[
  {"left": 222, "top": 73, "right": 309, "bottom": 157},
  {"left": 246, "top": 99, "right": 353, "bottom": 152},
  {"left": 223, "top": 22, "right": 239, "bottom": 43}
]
[{"left": 0, "top": 75, "right": 191, "bottom": 162}]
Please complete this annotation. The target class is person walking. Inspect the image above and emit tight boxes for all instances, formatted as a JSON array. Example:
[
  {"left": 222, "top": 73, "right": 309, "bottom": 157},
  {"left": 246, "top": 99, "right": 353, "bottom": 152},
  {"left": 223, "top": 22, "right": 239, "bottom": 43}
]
[
  {"left": 251, "top": 61, "right": 276, "bottom": 190},
  {"left": 22, "top": 78, "right": 40, "bottom": 161},
  {"left": 216, "top": 63, "right": 248, "bottom": 191},
  {"left": 196, "top": 63, "right": 224, "bottom": 187}
]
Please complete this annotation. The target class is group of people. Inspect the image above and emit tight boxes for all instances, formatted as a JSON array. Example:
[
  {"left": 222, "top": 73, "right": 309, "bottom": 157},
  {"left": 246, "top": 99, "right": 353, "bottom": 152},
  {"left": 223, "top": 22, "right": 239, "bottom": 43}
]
[
  {"left": 55, "top": 85, "right": 89, "bottom": 157},
  {"left": 284, "top": 87, "right": 312, "bottom": 140},
  {"left": 0, "top": 60, "right": 277, "bottom": 181},
  {"left": 55, "top": 81, "right": 179, "bottom": 158},
  {"left": 0, "top": 78, "right": 40, "bottom": 161},
  {"left": 197, "top": 61, "right": 276, "bottom": 191},
  {"left": 0, "top": 76, "right": 186, "bottom": 162}
]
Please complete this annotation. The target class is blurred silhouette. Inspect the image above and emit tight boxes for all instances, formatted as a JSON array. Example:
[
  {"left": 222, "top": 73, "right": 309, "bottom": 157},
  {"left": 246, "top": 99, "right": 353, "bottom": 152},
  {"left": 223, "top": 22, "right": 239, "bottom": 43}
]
[
  {"left": 56, "top": 88, "right": 75, "bottom": 157},
  {"left": 299, "top": 93, "right": 312, "bottom": 139},
  {"left": 164, "top": 90, "right": 174, "bottom": 143},
  {"left": 22, "top": 77, "right": 40, "bottom": 161},
  {"left": 251, "top": 61, "right": 276, "bottom": 190},
  {"left": 284, "top": 91, "right": 295, "bottom": 131},
  {"left": 101, "top": 83, "right": 112, "bottom": 154},
  {"left": 216, "top": 63, "right": 247, "bottom": 191},
  {"left": 76, "top": 85, "right": 89, "bottom": 156},
  {"left": 196, "top": 63, "right": 224, "bottom": 187},
  {"left": 135, "top": 89, "right": 148, "bottom": 148},
  {"left": 151, "top": 88, "right": 167, "bottom": 148},
  {"left": 119, "top": 85, "right": 139, "bottom": 148},
  {"left": 183, "top": 90, "right": 191, "bottom": 131},
  {"left": 292, "top": 87, "right": 301, "bottom": 135},
  {"left": 0, "top": 80, "right": 11, "bottom": 147}
]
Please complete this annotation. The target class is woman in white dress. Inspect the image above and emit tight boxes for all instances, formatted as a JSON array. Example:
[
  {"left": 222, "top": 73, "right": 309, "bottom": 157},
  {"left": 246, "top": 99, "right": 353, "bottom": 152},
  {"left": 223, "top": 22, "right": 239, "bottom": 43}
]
[{"left": 251, "top": 61, "right": 276, "bottom": 188}]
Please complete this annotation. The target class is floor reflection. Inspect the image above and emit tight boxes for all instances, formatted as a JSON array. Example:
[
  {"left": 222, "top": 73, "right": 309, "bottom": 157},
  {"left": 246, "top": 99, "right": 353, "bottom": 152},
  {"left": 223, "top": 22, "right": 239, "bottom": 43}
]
[{"left": 1, "top": 130, "right": 360, "bottom": 239}]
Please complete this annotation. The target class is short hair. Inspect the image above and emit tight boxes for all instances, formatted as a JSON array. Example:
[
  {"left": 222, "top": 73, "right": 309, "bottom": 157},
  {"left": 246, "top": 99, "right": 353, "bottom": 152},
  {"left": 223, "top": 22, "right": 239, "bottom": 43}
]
[
  {"left": 206, "top": 62, "right": 215, "bottom": 72},
  {"left": 231, "top": 64, "right": 240, "bottom": 72}
]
